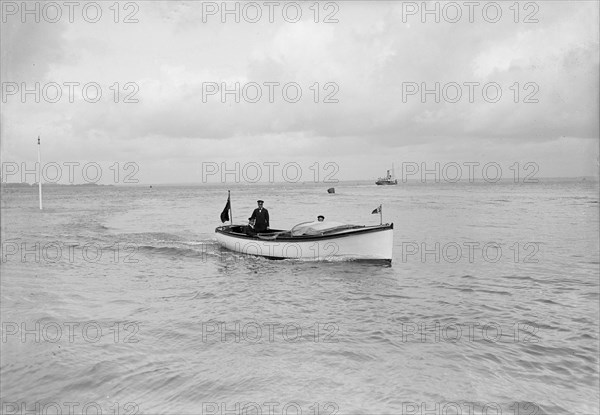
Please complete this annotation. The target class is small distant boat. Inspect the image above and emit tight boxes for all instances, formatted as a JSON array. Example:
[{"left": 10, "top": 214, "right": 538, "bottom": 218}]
[
  {"left": 215, "top": 221, "right": 393, "bottom": 262},
  {"left": 327, "top": 187, "right": 335, "bottom": 193},
  {"left": 376, "top": 164, "right": 398, "bottom": 185}
]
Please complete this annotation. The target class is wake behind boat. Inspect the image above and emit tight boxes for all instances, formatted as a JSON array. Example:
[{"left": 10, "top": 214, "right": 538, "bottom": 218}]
[{"left": 215, "top": 221, "right": 394, "bottom": 262}]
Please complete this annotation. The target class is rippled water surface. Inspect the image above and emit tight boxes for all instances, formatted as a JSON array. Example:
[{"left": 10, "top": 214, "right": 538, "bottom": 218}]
[{"left": 1, "top": 180, "right": 598, "bottom": 414}]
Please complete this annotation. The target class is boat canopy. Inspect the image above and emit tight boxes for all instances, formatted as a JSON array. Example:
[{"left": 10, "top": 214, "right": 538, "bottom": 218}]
[{"left": 290, "top": 221, "right": 357, "bottom": 236}]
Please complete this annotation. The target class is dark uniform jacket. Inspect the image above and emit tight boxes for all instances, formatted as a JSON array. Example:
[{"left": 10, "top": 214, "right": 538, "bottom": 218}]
[{"left": 249, "top": 208, "right": 269, "bottom": 232}]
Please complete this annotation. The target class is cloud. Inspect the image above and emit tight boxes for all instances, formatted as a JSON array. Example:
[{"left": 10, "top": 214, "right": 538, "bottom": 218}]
[
  {"left": 1, "top": 1, "right": 598, "bottom": 181},
  {"left": 0, "top": 19, "right": 70, "bottom": 81}
]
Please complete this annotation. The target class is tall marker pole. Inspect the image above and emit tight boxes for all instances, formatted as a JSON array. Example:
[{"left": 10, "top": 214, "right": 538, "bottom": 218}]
[{"left": 37, "top": 136, "right": 43, "bottom": 210}]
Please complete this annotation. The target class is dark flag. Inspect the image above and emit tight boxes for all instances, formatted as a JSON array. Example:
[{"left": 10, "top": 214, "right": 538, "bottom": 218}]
[
  {"left": 220, "top": 195, "right": 230, "bottom": 223},
  {"left": 371, "top": 205, "right": 381, "bottom": 214}
]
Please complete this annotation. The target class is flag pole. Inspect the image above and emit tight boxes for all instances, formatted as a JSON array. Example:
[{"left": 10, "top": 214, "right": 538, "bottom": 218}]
[
  {"left": 37, "top": 136, "right": 43, "bottom": 210},
  {"left": 228, "top": 190, "right": 232, "bottom": 224}
]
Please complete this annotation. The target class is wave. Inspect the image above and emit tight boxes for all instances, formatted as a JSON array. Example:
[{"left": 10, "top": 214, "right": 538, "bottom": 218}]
[{"left": 136, "top": 243, "right": 218, "bottom": 258}]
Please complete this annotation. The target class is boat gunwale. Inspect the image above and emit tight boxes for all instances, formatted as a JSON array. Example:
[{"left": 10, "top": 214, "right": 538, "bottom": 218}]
[{"left": 215, "top": 223, "right": 394, "bottom": 242}]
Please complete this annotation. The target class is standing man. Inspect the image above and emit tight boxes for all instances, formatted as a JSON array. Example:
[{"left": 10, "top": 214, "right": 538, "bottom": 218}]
[{"left": 249, "top": 200, "right": 269, "bottom": 232}]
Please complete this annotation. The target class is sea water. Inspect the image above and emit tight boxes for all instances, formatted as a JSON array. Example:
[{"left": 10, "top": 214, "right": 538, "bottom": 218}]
[{"left": 1, "top": 179, "right": 598, "bottom": 414}]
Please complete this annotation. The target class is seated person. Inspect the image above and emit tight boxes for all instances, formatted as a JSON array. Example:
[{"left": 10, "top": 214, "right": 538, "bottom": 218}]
[{"left": 245, "top": 219, "right": 256, "bottom": 235}]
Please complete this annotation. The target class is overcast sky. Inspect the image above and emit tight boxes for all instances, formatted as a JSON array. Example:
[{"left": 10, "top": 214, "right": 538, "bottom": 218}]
[{"left": 1, "top": 1, "right": 598, "bottom": 184}]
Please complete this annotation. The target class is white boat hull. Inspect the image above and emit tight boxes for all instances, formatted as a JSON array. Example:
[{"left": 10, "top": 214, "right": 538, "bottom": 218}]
[{"left": 215, "top": 224, "right": 394, "bottom": 262}]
